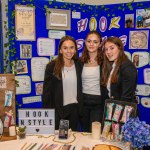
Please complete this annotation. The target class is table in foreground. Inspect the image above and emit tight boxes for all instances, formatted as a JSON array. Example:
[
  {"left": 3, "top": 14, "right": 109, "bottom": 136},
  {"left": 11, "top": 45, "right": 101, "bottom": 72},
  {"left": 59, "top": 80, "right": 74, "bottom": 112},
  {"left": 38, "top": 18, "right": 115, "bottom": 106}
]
[{"left": 0, "top": 131, "right": 130, "bottom": 150}]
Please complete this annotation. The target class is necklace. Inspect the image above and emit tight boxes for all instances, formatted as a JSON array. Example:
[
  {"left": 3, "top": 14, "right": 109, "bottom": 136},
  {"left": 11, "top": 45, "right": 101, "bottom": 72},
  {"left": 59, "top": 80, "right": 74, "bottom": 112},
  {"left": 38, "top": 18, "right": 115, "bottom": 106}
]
[
  {"left": 63, "top": 64, "right": 74, "bottom": 78},
  {"left": 65, "top": 65, "right": 74, "bottom": 72},
  {"left": 88, "top": 58, "right": 96, "bottom": 64}
]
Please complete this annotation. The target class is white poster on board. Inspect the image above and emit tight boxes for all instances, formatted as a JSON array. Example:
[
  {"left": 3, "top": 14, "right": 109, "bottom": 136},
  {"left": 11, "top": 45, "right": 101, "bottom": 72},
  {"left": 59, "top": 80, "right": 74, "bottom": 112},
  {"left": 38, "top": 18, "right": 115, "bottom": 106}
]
[
  {"left": 15, "top": 75, "right": 31, "bottom": 94},
  {"left": 22, "top": 96, "right": 42, "bottom": 104},
  {"left": 136, "top": 84, "right": 150, "bottom": 96},
  {"left": 144, "top": 68, "right": 150, "bottom": 84},
  {"left": 72, "top": 12, "right": 81, "bottom": 19},
  {"left": 132, "top": 52, "right": 149, "bottom": 68},
  {"left": 37, "top": 38, "right": 55, "bottom": 56},
  {"left": 48, "top": 30, "right": 66, "bottom": 39},
  {"left": 31, "top": 57, "right": 49, "bottom": 81}
]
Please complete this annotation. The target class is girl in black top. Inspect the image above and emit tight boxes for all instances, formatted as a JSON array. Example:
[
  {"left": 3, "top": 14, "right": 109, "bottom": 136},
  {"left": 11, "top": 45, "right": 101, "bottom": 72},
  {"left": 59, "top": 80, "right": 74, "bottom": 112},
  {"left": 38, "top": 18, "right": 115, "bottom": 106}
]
[
  {"left": 101, "top": 36, "right": 137, "bottom": 102},
  {"left": 42, "top": 36, "right": 82, "bottom": 131}
]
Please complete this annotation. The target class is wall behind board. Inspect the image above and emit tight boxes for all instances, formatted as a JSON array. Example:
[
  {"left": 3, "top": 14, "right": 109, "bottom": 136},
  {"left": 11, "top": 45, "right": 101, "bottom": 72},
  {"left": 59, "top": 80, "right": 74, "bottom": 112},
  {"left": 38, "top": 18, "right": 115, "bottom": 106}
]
[
  {"left": 64, "top": 0, "right": 150, "bottom": 5},
  {"left": 7, "top": 0, "right": 150, "bottom": 124}
]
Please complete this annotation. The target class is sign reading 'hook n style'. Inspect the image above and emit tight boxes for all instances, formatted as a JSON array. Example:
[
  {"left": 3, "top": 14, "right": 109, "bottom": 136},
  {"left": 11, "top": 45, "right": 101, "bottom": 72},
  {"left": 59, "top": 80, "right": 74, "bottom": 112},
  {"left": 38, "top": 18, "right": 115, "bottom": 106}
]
[{"left": 18, "top": 109, "right": 55, "bottom": 134}]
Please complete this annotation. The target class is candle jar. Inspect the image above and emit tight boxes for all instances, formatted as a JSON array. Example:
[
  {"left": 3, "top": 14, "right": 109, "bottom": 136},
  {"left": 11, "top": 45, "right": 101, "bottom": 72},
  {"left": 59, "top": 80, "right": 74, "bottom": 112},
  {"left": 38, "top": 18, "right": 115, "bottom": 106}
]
[
  {"left": 9, "top": 126, "right": 16, "bottom": 136},
  {"left": 92, "top": 122, "right": 101, "bottom": 140}
]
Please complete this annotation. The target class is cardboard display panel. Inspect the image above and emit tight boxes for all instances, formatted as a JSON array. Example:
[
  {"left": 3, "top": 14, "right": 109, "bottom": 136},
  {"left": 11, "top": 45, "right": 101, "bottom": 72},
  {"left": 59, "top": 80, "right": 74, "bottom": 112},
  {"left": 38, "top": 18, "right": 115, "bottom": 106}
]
[{"left": 0, "top": 74, "right": 17, "bottom": 141}]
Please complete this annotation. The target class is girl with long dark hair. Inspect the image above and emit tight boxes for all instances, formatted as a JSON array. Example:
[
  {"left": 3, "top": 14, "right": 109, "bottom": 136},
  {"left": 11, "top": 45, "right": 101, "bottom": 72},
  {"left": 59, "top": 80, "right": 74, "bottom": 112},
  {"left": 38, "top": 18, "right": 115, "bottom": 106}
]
[{"left": 42, "top": 36, "right": 82, "bottom": 131}]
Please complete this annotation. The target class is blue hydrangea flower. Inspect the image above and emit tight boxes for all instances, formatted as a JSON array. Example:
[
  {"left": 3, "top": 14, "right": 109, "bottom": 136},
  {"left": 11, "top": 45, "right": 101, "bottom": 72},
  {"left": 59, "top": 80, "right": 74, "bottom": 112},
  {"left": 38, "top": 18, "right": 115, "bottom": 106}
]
[{"left": 121, "top": 117, "right": 150, "bottom": 148}]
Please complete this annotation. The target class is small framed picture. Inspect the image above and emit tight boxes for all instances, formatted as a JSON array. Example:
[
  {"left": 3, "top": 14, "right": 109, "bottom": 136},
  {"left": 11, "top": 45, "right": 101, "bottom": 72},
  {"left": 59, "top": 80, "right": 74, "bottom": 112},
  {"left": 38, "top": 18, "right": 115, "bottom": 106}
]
[
  {"left": 46, "top": 8, "right": 71, "bottom": 30},
  {"left": 132, "top": 54, "right": 139, "bottom": 67},
  {"left": 13, "top": 60, "right": 28, "bottom": 74},
  {"left": 35, "top": 82, "right": 43, "bottom": 95},
  {"left": 132, "top": 52, "right": 149, "bottom": 68},
  {"left": 125, "top": 14, "right": 134, "bottom": 28},
  {"left": 15, "top": 5, "right": 35, "bottom": 41},
  {"left": 20, "top": 44, "right": 32, "bottom": 59},
  {"left": 136, "top": 9, "right": 150, "bottom": 29},
  {"left": 5, "top": 90, "right": 13, "bottom": 107},
  {"left": 129, "top": 30, "right": 148, "bottom": 49},
  {"left": 58, "top": 119, "right": 69, "bottom": 139}
]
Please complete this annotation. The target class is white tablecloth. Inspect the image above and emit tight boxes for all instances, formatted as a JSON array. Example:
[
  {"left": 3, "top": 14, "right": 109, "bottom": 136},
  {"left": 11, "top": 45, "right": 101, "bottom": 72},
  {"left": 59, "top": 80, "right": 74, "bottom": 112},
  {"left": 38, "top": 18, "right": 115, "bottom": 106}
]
[{"left": 0, "top": 132, "right": 130, "bottom": 150}]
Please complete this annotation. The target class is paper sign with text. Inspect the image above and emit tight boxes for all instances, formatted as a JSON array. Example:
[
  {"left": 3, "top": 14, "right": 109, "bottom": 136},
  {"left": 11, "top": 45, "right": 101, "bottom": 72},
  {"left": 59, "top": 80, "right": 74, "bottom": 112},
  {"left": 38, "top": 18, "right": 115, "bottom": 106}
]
[{"left": 18, "top": 109, "right": 55, "bottom": 134}]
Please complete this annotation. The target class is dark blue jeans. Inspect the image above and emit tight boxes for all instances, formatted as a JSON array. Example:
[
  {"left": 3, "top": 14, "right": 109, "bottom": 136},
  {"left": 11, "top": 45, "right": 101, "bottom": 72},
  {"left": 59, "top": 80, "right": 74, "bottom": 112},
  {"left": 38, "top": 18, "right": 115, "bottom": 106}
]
[{"left": 81, "top": 93, "right": 103, "bottom": 132}]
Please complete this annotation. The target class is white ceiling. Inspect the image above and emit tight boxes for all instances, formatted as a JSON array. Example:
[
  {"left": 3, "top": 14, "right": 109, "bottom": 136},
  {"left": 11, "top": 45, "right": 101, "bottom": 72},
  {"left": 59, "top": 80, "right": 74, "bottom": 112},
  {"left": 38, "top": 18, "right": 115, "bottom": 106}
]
[{"left": 63, "top": 0, "right": 150, "bottom": 5}]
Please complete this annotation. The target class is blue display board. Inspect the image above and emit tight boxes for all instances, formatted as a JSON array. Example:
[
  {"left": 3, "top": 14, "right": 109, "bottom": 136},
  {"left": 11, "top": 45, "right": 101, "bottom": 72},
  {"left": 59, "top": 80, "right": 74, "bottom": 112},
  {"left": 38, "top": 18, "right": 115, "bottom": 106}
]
[{"left": 7, "top": 0, "right": 150, "bottom": 124}]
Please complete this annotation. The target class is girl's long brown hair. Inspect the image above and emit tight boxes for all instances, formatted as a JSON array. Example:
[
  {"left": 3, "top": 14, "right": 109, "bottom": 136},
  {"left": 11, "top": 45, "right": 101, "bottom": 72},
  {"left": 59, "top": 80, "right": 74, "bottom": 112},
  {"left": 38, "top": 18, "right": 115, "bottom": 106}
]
[
  {"left": 53, "top": 35, "right": 78, "bottom": 79},
  {"left": 80, "top": 31, "right": 103, "bottom": 65},
  {"left": 101, "top": 36, "right": 128, "bottom": 86}
]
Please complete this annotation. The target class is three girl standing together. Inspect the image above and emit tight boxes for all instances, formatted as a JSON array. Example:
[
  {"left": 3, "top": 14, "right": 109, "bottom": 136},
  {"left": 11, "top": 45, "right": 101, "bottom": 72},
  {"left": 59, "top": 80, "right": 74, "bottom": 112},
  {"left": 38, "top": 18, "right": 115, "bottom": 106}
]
[{"left": 42, "top": 31, "right": 137, "bottom": 132}]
